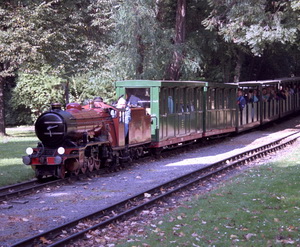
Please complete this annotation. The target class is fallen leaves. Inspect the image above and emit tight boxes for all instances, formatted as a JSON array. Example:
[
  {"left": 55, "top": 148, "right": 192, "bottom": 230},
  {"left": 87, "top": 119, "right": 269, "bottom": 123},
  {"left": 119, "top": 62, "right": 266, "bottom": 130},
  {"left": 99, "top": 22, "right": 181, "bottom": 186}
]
[
  {"left": 39, "top": 236, "right": 52, "bottom": 244},
  {"left": 144, "top": 192, "right": 151, "bottom": 198},
  {"left": 244, "top": 233, "right": 256, "bottom": 240}
]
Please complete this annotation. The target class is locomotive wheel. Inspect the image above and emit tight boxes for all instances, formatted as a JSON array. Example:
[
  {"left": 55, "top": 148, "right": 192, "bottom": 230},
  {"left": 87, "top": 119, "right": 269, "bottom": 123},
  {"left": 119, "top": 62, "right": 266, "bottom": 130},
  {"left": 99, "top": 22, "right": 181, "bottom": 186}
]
[
  {"left": 131, "top": 148, "right": 139, "bottom": 160},
  {"left": 57, "top": 165, "right": 66, "bottom": 179},
  {"left": 35, "top": 169, "right": 43, "bottom": 181},
  {"left": 94, "top": 159, "right": 100, "bottom": 170},
  {"left": 73, "top": 168, "right": 80, "bottom": 176},
  {"left": 88, "top": 157, "right": 94, "bottom": 172},
  {"left": 137, "top": 147, "right": 143, "bottom": 158},
  {"left": 81, "top": 159, "right": 87, "bottom": 174}
]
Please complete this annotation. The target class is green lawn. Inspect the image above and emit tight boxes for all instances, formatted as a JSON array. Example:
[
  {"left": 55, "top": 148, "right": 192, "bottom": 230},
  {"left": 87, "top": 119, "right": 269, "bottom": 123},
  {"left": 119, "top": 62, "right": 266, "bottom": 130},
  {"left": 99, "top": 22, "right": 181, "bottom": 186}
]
[
  {"left": 0, "top": 127, "right": 37, "bottom": 186},
  {"left": 117, "top": 148, "right": 300, "bottom": 246}
]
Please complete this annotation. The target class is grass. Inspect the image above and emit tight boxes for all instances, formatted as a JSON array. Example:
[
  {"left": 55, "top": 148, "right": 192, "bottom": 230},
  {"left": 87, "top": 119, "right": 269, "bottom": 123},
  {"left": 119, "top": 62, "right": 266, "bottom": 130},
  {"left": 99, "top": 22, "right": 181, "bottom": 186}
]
[
  {"left": 116, "top": 148, "right": 300, "bottom": 246},
  {"left": 0, "top": 127, "right": 37, "bottom": 186}
]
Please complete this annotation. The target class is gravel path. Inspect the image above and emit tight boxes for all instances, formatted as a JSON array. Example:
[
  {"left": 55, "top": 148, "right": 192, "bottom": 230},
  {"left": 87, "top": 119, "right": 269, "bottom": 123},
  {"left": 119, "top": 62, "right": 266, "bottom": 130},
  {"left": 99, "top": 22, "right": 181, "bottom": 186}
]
[{"left": 1, "top": 116, "right": 300, "bottom": 246}]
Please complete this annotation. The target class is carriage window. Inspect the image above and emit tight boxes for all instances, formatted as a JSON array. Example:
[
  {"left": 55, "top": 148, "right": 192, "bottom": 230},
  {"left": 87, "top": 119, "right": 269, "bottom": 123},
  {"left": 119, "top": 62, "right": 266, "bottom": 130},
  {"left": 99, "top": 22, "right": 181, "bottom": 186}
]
[
  {"left": 216, "top": 88, "right": 224, "bottom": 109},
  {"left": 126, "top": 88, "right": 150, "bottom": 108},
  {"left": 186, "top": 88, "right": 195, "bottom": 112},
  {"left": 197, "top": 88, "right": 203, "bottom": 111},
  {"left": 160, "top": 88, "right": 167, "bottom": 114},
  {"left": 224, "top": 89, "right": 228, "bottom": 109},
  {"left": 208, "top": 88, "right": 216, "bottom": 110},
  {"left": 168, "top": 88, "right": 174, "bottom": 113},
  {"left": 160, "top": 87, "right": 174, "bottom": 114},
  {"left": 207, "top": 88, "right": 211, "bottom": 110},
  {"left": 176, "top": 88, "right": 185, "bottom": 113}
]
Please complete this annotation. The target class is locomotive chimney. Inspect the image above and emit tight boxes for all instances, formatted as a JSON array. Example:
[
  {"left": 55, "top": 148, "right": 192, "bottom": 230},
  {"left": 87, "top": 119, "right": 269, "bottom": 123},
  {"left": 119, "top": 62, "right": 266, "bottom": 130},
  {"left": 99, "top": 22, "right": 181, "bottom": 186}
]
[
  {"left": 51, "top": 103, "right": 62, "bottom": 110},
  {"left": 89, "top": 100, "right": 94, "bottom": 109}
]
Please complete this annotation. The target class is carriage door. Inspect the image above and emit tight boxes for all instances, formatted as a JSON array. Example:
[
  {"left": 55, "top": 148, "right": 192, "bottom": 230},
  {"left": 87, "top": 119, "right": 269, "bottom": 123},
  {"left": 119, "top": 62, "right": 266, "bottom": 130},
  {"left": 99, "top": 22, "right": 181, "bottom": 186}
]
[
  {"left": 174, "top": 88, "right": 185, "bottom": 135},
  {"left": 160, "top": 88, "right": 171, "bottom": 139},
  {"left": 195, "top": 87, "right": 204, "bottom": 133}
]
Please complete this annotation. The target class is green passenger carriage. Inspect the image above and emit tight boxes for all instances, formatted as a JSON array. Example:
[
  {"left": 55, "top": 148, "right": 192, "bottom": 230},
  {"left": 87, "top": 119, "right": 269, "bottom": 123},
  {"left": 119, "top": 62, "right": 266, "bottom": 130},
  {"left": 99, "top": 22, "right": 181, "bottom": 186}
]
[
  {"left": 116, "top": 80, "right": 207, "bottom": 149},
  {"left": 236, "top": 78, "right": 300, "bottom": 132},
  {"left": 115, "top": 80, "right": 238, "bottom": 150},
  {"left": 204, "top": 83, "right": 237, "bottom": 137}
]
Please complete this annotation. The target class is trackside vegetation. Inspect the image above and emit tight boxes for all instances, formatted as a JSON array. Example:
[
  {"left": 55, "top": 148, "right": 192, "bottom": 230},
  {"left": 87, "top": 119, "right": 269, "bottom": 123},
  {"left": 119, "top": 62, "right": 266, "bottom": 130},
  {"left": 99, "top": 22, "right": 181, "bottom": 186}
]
[
  {"left": 0, "top": 127, "right": 36, "bottom": 186},
  {"left": 117, "top": 147, "right": 300, "bottom": 246}
]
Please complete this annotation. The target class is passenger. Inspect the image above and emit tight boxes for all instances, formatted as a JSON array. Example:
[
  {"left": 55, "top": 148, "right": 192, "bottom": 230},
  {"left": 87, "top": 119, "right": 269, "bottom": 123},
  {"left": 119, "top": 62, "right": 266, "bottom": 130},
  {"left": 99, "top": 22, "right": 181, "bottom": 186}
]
[
  {"left": 262, "top": 88, "right": 269, "bottom": 102},
  {"left": 187, "top": 100, "right": 195, "bottom": 112},
  {"left": 237, "top": 89, "right": 246, "bottom": 125},
  {"left": 94, "top": 96, "right": 104, "bottom": 108},
  {"left": 277, "top": 89, "right": 287, "bottom": 100},
  {"left": 237, "top": 89, "right": 246, "bottom": 111},
  {"left": 269, "top": 89, "right": 279, "bottom": 101},
  {"left": 127, "top": 90, "right": 143, "bottom": 107},
  {"left": 293, "top": 85, "right": 298, "bottom": 94},
  {"left": 168, "top": 96, "right": 174, "bottom": 113},
  {"left": 253, "top": 89, "right": 259, "bottom": 102},
  {"left": 284, "top": 87, "right": 290, "bottom": 97},
  {"left": 246, "top": 90, "right": 256, "bottom": 121},
  {"left": 245, "top": 90, "right": 258, "bottom": 103}
]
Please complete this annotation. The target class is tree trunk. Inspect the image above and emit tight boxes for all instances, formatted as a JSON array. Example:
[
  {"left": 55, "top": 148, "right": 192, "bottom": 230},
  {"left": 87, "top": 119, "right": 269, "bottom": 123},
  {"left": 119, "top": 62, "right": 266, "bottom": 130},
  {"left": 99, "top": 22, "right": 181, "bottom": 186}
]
[
  {"left": 136, "top": 34, "right": 145, "bottom": 78},
  {"left": 0, "top": 76, "right": 6, "bottom": 136},
  {"left": 65, "top": 81, "right": 70, "bottom": 104},
  {"left": 234, "top": 50, "right": 244, "bottom": 82},
  {"left": 167, "top": 0, "right": 186, "bottom": 80}
]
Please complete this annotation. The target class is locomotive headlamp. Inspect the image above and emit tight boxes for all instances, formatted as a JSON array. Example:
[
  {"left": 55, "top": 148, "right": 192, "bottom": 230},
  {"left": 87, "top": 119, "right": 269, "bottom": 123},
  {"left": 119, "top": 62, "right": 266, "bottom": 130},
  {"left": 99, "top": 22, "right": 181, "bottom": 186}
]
[
  {"left": 57, "top": 147, "right": 65, "bottom": 155},
  {"left": 26, "top": 147, "right": 34, "bottom": 155}
]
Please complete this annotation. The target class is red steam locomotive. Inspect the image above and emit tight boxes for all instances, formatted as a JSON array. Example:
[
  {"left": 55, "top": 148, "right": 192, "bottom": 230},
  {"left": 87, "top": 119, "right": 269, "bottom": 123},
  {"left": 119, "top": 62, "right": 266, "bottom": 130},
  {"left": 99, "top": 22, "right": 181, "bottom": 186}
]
[{"left": 22, "top": 100, "right": 151, "bottom": 179}]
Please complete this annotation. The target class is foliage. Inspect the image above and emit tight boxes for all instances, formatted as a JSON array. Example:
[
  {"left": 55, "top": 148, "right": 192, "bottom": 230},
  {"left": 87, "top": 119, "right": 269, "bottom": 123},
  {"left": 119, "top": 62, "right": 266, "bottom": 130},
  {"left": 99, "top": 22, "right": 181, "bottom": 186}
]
[
  {"left": 69, "top": 68, "right": 116, "bottom": 105},
  {"left": 0, "top": 0, "right": 114, "bottom": 77},
  {"left": 111, "top": 0, "right": 213, "bottom": 80},
  {"left": 11, "top": 66, "right": 65, "bottom": 122},
  {"left": 4, "top": 77, "right": 33, "bottom": 126},
  {"left": 111, "top": 0, "right": 173, "bottom": 80},
  {"left": 203, "top": 0, "right": 300, "bottom": 56},
  {"left": 0, "top": 0, "right": 115, "bottom": 130}
]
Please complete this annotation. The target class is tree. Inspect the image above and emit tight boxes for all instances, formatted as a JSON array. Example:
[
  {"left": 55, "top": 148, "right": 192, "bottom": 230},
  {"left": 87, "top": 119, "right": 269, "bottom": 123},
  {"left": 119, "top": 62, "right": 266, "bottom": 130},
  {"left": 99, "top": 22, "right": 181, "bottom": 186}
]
[
  {"left": 203, "top": 0, "right": 300, "bottom": 81},
  {"left": 167, "top": 0, "right": 186, "bottom": 80},
  {"left": 112, "top": 0, "right": 172, "bottom": 80},
  {"left": 112, "top": 0, "right": 204, "bottom": 81},
  {"left": 12, "top": 66, "right": 65, "bottom": 121},
  {"left": 0, "top": 0, "right": 114, "bottom": 135}
]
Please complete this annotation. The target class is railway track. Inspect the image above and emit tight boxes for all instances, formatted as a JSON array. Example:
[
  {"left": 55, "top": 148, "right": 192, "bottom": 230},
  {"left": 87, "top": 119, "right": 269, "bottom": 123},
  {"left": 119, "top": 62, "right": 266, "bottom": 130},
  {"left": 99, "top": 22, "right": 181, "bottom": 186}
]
[
  {"left": 10, "top": 130, "right": 300, "bottom": 247},
  {"left": 0, "top": 169, "right": 105, "bottom": 202},
  {"left": 0, "top": 179, "right": 58, "bottom": 201}
]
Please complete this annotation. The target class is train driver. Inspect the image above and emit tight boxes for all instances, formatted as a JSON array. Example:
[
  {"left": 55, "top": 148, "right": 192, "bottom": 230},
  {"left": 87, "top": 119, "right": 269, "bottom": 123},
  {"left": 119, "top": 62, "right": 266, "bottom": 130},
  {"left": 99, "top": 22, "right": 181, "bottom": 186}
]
[
  {"left": 117, "top": 97, "right": 131, "bottom": 138},
  {"left": 94, "top": 96, "right": 104, "bottom": 108}
]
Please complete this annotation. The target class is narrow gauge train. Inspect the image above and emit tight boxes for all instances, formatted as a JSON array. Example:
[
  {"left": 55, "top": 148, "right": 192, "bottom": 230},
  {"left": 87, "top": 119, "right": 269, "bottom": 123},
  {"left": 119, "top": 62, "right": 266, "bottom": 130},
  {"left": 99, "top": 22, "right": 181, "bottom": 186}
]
[{"left": 23, "top": 77, "right": 300, "bottom": 179}]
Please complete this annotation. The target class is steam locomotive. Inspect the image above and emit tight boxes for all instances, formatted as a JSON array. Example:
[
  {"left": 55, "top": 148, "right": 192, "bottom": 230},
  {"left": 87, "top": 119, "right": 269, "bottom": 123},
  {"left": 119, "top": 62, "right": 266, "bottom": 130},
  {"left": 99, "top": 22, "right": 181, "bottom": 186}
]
[
  {"left": 23, "top": 78, "right": 300, "bottom": 179},
  {"left": 22, "top": 100, "right": 151, "bottom": 179}
]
